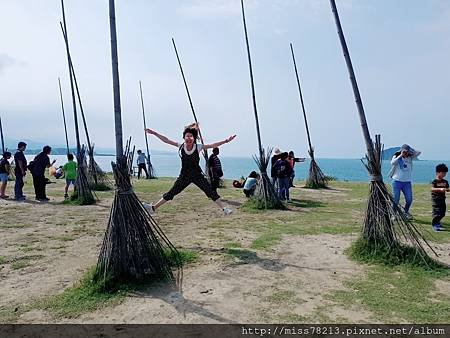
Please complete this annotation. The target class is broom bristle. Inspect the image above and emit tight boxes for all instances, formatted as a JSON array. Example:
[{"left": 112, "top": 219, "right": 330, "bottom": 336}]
[
  {"left": 305, "top": 149, "right": 328, "bottom": 189},
  {"left": 72, "top": 146, "right": 96, "bottom": 205},
  {"left": 250, "top": 148, "right": 285, "bottom": 210},
  {"left": 94, "top": 151, "right": 182, "bottom": 289},
  {"left": 87, "top": 145, "right": 113, "bottom": 190}
]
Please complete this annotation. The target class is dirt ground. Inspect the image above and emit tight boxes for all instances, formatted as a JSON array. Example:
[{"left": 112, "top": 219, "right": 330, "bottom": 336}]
[{"left": 0, "top": 177, "right": 449, "bottom": 323}]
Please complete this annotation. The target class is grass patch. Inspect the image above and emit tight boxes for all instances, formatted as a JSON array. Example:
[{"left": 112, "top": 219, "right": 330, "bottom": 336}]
[
  {"left": 251, "top": 232, "right": 282, "bottom": 250},
  {"left": 51, "top": 235, "right": 76, "bottom": 242},
  {"left": 35, "top": 268, "right": 127, "bottom": 318},
  {"left": 0, "top": 256, "right": 6, "bottom": 264},
  {"left": 226, "top": 248, "right": 258, "bottom": 263},
  {"left": 224, "top": 242, "right": 242, "bottom": 249},
  {"left": 35, "top": 249, "right": 198, "bottom": 318},
  {"left": 329, "top": 265, "right": 450, "bottom": 323},
  {"left": 9, "top": 255, "right": 44, "bottom": 270},
  {"left": 241, "top": 198, "right": 286, "bottom": 212},
  {"left": 165, "top": 249, "right": 199, "bottom": 266},
  {"left": 11, "top": 260, "right": 32, "bottom": 270},
  {"left": 267, "top": 290, "right": 296, "bottom": 304},
  {"left": 0, "top": 223, "right": 32, "bottom": 229},
  {"left": 349, "top": 238, "right": 448, "bottom": 271}
]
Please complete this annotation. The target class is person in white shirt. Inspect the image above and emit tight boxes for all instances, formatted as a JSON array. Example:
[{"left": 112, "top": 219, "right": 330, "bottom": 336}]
[
  {"left": 136, "top": 150, "right": 149, "bottom": 179},
  {"left": 390, "top": 144, "right": 421, "bottom": 218}
]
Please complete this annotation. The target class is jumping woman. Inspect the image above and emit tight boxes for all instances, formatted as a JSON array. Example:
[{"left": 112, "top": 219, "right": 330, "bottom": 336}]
[{"left": 144, "top": 123, "right": 236, "bottom": 215}]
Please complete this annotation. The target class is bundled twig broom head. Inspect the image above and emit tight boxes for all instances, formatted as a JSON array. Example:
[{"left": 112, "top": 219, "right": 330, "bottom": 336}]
[
  {"left": 305, "top": 148, "right": 328, "bottom": 189},
  {"left": 251, "top": 148, "right": 284, "bottom": 210},
  {"left": 94, "top": 150, "right": 182, "bottom": 289},
  {"left": 87, "top": 145, "right": 113, "bottom": 191},
  {"left": 72, "top": 145, "right": 96, "bottom": 205}
]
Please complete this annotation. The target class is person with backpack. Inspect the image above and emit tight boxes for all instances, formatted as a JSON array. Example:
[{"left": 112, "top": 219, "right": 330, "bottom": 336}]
[
  {"left": 390, "top": 144, "right": 421, "bottom": 219},
  {"left": 208, "top": 147, "right": 224, "bottom": 194},
  {"left": 14, "top": 142, "right": 27, "bottom": 201},
  {"left": 143, "top": 123, "right": 236, "bottom": 215},
  {"left": 28, "top": 145, "right": 56, "bottom": 201},
  {"left": 0, "top": 152, "right": 12, "bottom": 199},
  {"left": 274, "top": 152, "right": 294, "bottom": 202}
]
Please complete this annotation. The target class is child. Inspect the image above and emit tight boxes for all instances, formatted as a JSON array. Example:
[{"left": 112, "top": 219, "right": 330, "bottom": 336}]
[
  {"left": 144, "top": 123, "right": 236, "bottom": 215},
  {"left": 243, "top": 171, "right": 259, "bottom": 197},
  {"left": 274, "top": 152, "right": 294, "bottom": 202},
  {"left": 63, "top": 154, "right": 78, "bottom": 199},
  {"left": 431, "top": 163, "right": 450, "bottom": 231},
  {"left": 0, "top": 152, "right": 12, "bottom": 199}
]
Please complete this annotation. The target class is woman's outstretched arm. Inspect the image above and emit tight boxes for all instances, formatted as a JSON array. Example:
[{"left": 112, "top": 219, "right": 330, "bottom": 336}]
[
  {"left": 145, "top": 129, "right": 179, "bottom": 147},
  {"left": 203, "top": 135, "right": 237, "bottom": 150}
]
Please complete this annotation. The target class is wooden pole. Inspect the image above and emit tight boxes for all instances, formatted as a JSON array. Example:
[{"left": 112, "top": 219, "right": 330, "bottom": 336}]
[
  {"left": 171, "top": 38, "right": 211, "bottom": 178},
  {"left": 60, "top": 23, "right": 92, "bottom": 152},
  {"left": 58, "top": 77, "right": 70, "bottom": 155},
  {"left": 289, "top": 43, "right": 314, "bottom": 155},
  {"left": 139, "top": 81, "right": 154, "bottom": 177},
  {"left": 329, "top": 0, "right": 375, "bottom": 161},
  {"left": 109, "top": 0, "right": 124, "bottom": 161},
  {"left": 240, "top": 0, "right": 264, "bottom": 160},
  {"left": 0, "top": 117, "right": 5, "bottom": 154},
  {"left": 60, "top": 0, "right": 81, "bottom": 154}
]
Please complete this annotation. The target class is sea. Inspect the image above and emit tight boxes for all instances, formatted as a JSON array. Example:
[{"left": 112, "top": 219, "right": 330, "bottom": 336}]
[{"left": 23, "top": 154, "right": 446, "bottom": 184}]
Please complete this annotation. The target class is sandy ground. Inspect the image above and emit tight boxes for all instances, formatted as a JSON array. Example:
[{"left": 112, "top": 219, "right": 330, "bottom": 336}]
[{"left": 0, "top": 178, "right": 449, "bottom": 323}]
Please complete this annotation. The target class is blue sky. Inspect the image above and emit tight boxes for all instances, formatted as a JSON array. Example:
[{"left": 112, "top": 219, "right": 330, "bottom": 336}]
[{"left": 0, "top": 0, "right": 449, "bottom": 159}]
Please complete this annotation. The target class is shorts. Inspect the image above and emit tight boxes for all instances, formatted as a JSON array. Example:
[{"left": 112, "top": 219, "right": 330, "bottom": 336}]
[
  {"left": 66, "top": 179, "right": 76, "bottom": 185},
  {"left": 0, "top": 173, "right": 8, "bottom": 183}
]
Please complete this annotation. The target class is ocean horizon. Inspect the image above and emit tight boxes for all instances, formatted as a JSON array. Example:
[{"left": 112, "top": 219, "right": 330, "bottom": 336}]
[{"left": 22, "top": 153, "right": 447, "bottom": 184}]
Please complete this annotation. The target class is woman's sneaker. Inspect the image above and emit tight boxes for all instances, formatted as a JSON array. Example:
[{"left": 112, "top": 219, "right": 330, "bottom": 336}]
[
  {"left": 143, "top": 203, "right": 155, "bottom": 215},
  {"left": 223, "top": 207, "right": 233, "bottom": 216},
  {"left": 433, "top": 224, "right": 442, "bottom": 232}
]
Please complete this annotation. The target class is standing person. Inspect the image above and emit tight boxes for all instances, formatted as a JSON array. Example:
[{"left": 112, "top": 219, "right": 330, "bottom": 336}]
[
  {"left": 14, "top": 142, "right": 27, "bottom": 201},
  {"left": 0, "top": 152, "right": 12, "bottom": 199},
  {"left": 143, "top": 123, "right": 236, "bottom": 215},
  {"left": 390, "top": 144, "right": 421, "bottom": 219},
  {"left": 63, "top": 154, "right": 78, "bottom": 199},
  {"left": 274, "top": 152, "right": 293, "bottom": 202},
  {"left": 271, "top": 148, "right": 283, "bottom": 191},
  {"left": 288, "top": 150, "right": 305, "bottom": 188},
  {"left": 136, "top": 150, "right": 149, "bottom": 179},
  {"left": 29, "top": 146, "right": 56, "bottom": 201},
  {"left": 208, "top": 147, "right": 223, "bottom": 194},
  {"left": 431, "top": 163, "right": 450, "bottom": 231}
]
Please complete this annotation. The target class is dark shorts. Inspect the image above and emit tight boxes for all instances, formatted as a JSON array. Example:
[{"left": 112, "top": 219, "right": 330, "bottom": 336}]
[{"left": 66, "top": 179, "right": 76, "bottom": 185}]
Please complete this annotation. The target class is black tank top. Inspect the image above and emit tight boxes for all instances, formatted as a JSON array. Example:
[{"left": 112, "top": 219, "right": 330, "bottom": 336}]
[
  {"left": 0, "top": 158, "right": 8, "bottom": 174},
  {"left": 179, "top": 143, "right": 202, "bottom": 175}
]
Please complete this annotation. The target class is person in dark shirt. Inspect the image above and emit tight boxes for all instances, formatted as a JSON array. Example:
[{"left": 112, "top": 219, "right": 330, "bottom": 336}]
[
  {"left": 274, "top": 152, "right": 294, "bottom": 202},
  {"left": 29, "top": 145, "right": 56, "bottom": 201},
  {"left": 271, "top": 148, "right": 283, "bottom": 192},
  {"left": 14, "top": 142, "right": 27, "bottom": 201},
  {"left": 208, "top": 147, "right": 223, "bottom": 194},
  {"left": 0, "top": 152, "right": 12, "bottom": 199},
  {"left": 431, "top": 163, "right": 450, "bottom": 231}
]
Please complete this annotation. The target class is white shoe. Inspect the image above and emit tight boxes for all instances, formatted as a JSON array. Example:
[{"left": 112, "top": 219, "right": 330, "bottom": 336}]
[
  {"left": 223, "top": 207, "right": 233, "bottom": 216},
  {"left": 144, "top": 202, "right": 155, "bottom": 215}
]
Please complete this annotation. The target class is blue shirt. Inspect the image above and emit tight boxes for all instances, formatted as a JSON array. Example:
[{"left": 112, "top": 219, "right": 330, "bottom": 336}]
[{"left": 244, "top": 177, "right": 257, "bottom": 190}]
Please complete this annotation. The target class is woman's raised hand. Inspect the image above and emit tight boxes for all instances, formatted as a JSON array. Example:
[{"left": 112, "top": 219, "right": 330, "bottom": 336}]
[
  {"left": 226, "top": 135, "right": 237, "bottom": 143},
  {"left": 145, "top": 128, "right": 157, "bottom": 135}
]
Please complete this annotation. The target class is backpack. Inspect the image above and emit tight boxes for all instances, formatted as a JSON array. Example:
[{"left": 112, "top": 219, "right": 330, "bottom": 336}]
[
  {"left": 27, "top": 160, "right": 35, "bottom": 174},
  {"left": 274, "top": 160, "right": 290, "bottom": 178}
]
